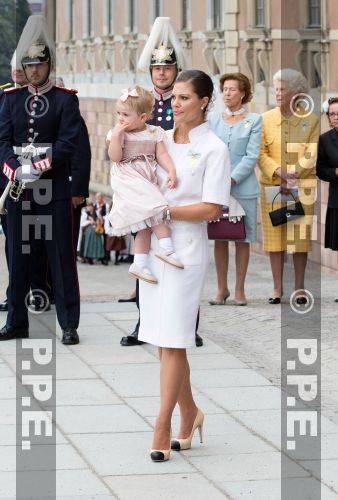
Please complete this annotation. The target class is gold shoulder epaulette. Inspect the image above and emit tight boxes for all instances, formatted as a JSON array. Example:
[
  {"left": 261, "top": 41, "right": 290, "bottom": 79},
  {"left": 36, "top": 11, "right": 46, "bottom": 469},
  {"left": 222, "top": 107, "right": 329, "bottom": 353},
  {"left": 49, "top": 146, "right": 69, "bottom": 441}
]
[{"left": 0, "top": 83, "right": 11, "bottom": 90}]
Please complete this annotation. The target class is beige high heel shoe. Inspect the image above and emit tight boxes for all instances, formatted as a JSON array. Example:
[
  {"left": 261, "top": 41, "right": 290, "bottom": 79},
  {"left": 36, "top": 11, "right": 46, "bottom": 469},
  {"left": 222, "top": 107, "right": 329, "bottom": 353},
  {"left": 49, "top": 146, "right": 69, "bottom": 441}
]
[
  {"left": 171, "top": 408, "right": 204, "bottom": 451},
  {"left": 150, "top": 429, "right": 172, "bottom": 462}
]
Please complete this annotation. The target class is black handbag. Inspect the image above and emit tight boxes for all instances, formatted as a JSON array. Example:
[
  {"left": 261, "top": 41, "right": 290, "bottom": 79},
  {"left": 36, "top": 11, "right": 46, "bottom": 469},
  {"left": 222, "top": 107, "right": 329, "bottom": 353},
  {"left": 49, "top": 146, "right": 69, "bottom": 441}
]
[{"left": 269, "top": 190, "right": 305, "bottom": 227}]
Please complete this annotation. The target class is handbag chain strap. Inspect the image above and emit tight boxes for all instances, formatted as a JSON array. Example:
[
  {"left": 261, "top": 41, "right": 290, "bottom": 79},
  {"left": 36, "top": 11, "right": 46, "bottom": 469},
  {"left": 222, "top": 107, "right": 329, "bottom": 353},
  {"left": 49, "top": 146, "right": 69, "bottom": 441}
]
[{"left": 271, "top": 189, "right": 297, "bottom": 211}]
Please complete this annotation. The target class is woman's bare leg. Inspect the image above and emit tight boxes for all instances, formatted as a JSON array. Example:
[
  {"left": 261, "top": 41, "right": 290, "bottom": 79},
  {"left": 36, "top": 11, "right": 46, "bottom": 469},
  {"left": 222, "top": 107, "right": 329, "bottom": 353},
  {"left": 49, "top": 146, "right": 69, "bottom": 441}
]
[
  {"left": 212, "top": 241, "right": 230, "bottom": 302},
  {"left": 235, "top": 242, "right": 250, "bottom": 302},
  {"left": 293, "top": 252, "right": 308, "bottom": 293},
  {"left": 269, "top": 251, "right": 284, "bottom": 298},
  {"left": 176, "top": 358, "right": 198, "bottom": 439},
  {"left": 152, "top": 348, "right": 188, "bottom": 450}
]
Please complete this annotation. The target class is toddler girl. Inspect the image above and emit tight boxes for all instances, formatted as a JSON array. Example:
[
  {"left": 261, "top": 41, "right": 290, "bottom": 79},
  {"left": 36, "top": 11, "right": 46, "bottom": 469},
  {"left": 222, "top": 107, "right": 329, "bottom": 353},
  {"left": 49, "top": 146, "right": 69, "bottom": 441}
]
[{"left": 107, "top": 85, "right": 183, "bottom": 284}]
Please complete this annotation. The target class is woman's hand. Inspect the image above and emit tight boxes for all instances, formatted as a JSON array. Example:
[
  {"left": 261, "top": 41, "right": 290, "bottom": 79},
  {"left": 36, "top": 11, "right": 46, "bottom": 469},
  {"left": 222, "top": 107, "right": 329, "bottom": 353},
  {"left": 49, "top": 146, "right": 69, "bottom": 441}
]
[{"left": 275, "top": 167, "right": 299, "bottom": 187}]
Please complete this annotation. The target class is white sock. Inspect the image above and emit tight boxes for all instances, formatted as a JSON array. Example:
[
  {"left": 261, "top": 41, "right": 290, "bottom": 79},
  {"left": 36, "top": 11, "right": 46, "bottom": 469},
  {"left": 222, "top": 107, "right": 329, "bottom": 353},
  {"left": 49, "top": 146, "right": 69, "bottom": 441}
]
[
  {"left": 158, "top": 237, "right": 174, "bottom": 253},
  {"left": 134, "top": 253, "right": 148, "bottom": 268}
]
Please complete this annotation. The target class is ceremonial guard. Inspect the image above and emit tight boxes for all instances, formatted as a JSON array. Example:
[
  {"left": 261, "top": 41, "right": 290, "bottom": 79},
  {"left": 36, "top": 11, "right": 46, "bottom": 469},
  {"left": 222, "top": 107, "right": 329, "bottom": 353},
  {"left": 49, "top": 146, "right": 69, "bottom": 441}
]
[
  {"left": 0, "top": 16, "right": 81, "bottom": 344},
  {"left": 0, "top": 85, "right": 10, "bottom": 311},
  {"left": 0, "top": 59, "right": 28, "bottom": 312},
  {"left": 120, "top": 17, "right": 203, "bottom": 347}
]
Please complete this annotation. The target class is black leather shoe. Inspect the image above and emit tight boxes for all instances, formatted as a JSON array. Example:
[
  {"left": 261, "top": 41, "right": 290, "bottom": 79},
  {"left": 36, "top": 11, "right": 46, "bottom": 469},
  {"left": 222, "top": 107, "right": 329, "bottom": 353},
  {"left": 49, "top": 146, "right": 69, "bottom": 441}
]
[
  {"left": 62, "top": 328, "right": 79, "bottom": 345},
  {"left": 268, "top": 297, "right": 281, "bottom": 304},
  {"left": 120, "top": 330, "right": 144, "bottom": 346},
  {"left": 0, "top": 324, "right": 29, "bottom": 341},
  {"left": 0, "top": 299, "right": 8, "bottom": 312},
  {"left": 195, "top": 332, "right": 203, "bottom": 347},
  {"left": 118, "top": 297, "right": 136, "bottom": 303},
  {"left": 296, "top": 297, "right": 307, "bottom": 305}
]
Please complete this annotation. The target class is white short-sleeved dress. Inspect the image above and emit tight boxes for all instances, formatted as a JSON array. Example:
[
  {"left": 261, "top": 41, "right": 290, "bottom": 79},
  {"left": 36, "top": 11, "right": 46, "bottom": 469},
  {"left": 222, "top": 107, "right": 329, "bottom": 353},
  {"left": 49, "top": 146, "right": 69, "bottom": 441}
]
[
  {"left": 108, "top": 125, "right": 168, "bottom": 236},
  {"left": 138, "top": 122, "right": 231, "bottom": 348}
]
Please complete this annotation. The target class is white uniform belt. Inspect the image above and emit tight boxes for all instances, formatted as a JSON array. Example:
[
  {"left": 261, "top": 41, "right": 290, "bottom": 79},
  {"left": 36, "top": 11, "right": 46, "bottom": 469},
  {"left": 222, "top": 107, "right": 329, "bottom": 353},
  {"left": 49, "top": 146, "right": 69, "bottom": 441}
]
[{"left": 13, "top": 146, "right": 50, "bottom": 155}]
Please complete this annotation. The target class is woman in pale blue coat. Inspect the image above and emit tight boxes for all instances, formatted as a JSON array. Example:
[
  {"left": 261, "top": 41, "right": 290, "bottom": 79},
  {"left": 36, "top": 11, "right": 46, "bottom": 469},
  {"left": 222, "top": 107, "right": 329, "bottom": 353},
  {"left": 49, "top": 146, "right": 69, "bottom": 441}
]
[{"left": 208, "top": 73, "right": 262, "bottom": 305}]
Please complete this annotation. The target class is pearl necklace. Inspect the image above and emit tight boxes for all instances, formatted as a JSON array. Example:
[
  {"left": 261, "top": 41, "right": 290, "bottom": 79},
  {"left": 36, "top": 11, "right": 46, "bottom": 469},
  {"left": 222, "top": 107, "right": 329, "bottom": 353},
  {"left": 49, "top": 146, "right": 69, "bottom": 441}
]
[{"left": 224, "top": 107, "right": 245, "bottom": 117}]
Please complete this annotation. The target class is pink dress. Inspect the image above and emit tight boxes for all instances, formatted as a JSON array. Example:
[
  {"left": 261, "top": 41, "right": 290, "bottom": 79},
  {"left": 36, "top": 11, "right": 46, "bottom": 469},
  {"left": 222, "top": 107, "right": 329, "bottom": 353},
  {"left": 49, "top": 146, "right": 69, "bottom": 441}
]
[{"left": 109, "top": 125, "right": 168, "bottom": 236}]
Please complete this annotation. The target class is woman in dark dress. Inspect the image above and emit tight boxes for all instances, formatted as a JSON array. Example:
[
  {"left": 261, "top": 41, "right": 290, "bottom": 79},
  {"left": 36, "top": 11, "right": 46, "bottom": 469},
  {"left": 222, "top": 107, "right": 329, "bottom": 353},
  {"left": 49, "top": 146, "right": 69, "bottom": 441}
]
[{"left": 316, "top": 97, "right": 338, "bottom": 300}]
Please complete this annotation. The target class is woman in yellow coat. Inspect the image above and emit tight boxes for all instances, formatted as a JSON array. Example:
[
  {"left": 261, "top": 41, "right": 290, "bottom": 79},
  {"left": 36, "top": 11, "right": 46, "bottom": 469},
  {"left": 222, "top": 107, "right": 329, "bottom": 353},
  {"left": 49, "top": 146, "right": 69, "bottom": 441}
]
[{"left": 258, "top": 69, "right": 319, "bottom": 304}]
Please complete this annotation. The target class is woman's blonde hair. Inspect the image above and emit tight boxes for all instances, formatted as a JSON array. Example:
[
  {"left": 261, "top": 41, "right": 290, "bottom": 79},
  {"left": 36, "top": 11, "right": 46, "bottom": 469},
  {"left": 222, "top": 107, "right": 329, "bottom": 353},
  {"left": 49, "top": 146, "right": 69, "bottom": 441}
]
[{"left": 117, "top": 85, "right": 154, "bottom": 119}]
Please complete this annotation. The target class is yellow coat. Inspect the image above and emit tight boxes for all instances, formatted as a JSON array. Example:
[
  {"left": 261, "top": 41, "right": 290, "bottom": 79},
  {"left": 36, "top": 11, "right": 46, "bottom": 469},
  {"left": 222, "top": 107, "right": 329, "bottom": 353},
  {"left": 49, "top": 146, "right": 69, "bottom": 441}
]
[{"left": 258, "top": 107, "right": 319, "bottom": 252}]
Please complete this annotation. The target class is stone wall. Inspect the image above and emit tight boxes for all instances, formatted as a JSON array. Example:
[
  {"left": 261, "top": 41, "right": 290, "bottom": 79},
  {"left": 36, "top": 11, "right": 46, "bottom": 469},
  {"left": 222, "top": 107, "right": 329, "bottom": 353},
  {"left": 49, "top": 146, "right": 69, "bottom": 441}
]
[{"left": 79, "top": 97, "right": 116, "bottom": 198}]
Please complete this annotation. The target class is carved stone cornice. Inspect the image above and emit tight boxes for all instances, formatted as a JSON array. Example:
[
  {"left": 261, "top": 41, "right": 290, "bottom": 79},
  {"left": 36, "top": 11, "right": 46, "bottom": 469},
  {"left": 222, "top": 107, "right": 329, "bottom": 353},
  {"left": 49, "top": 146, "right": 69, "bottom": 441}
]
[
  {"left": 57, "top": 40, "right": 77, "bottom": 75},
  {"left": 120, "top": 33, "right": 138, "bottom": 72},
  {"left": 77, "top": 37, "right": 95, "bottom": 72},
  {"left": 201, "top": 31, "right": 225, "bottom": 75},
  {"left": 178, "top": 31, "right": 192, "bottom": 68},
  {"left": 96, "top": 35, "right": 116, "bottom": 73}
]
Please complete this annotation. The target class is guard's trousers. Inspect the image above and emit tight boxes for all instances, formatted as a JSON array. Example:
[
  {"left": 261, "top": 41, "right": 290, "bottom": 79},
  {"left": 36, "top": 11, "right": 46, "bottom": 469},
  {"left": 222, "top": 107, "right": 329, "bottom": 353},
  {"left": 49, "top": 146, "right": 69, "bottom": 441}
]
[{"left": 6, "top": 193, "right": 80, "bottom": 330}]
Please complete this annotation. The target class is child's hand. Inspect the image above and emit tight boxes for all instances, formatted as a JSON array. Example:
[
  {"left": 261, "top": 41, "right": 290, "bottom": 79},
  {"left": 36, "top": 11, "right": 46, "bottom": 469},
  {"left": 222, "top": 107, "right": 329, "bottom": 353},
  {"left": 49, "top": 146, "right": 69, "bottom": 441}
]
[
  {"left": 112, "top": 122, "right": 129, "bottom": 136},
  {"left": 167, "top": 171, "right": 177, "bottom": 189}
]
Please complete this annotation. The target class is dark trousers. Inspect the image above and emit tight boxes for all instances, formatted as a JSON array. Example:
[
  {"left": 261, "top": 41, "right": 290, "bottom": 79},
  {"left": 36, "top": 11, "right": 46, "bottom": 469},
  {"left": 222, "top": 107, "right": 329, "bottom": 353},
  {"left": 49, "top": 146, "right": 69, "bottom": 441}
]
[
  {"left": 6, "top": 196, "right": 80, "bottom": 330},
  {"left": 0, "top": 190, "right": 9, "bottom": 301},
  {"left": 72, "top": 202, "right": 85, "bottom": 253},
  {"left": 30, "top": 201, "right": 84, "bottom": 305},
  {"left": 0, "top": 211, "right": 9, "bottom": 299}
]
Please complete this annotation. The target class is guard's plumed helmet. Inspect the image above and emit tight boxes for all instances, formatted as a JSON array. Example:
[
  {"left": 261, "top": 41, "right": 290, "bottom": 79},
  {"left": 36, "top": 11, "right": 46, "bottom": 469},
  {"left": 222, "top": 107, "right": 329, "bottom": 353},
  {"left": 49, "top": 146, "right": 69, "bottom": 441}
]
[
  {"left": 14, "top": 15, "right": 55, "bottom": 70},
  {"left": 21, "top": 43, "right": 51, "bottom": 66},
  {"left": 137, "top": 17, "right": 186, "bottom": 73}
]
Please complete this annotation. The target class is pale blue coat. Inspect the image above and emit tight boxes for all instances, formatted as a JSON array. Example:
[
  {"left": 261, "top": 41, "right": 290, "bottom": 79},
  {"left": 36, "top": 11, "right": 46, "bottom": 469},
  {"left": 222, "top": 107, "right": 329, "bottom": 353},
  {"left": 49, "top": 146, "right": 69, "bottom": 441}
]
[{"left": 208, "top": 111, "right": 262, "bottom": 199}]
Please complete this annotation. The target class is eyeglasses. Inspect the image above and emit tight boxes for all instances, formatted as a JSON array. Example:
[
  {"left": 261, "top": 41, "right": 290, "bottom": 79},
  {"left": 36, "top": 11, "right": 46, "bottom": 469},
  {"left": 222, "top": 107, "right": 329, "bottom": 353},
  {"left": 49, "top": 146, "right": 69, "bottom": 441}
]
[{"left": 328, "top": 112, "right": 338, "bottom": 118}]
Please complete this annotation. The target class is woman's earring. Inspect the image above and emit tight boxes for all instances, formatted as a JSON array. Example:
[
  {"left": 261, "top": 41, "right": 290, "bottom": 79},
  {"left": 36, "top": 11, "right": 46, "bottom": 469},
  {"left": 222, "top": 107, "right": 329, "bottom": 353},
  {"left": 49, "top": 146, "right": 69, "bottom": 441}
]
[{"left": 201, "top": 107, "right": 204, "bottom": 110}]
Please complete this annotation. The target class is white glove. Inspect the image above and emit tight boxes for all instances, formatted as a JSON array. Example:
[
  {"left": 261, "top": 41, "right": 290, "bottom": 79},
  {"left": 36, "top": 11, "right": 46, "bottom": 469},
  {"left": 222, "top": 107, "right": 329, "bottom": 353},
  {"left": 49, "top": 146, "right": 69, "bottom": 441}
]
[
  {"left": 21, "top": 144, "right": 37, "bottom": 159},
  {"left": 14, "top": 161, "right": 42, "bottom": 183}
]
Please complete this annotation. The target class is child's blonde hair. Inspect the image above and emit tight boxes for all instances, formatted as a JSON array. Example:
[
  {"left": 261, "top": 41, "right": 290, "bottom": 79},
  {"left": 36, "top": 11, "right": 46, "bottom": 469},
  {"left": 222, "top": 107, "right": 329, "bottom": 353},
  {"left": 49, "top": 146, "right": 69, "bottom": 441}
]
[{"left": 117, "top": 85, "right": 154, "bottom": 119}]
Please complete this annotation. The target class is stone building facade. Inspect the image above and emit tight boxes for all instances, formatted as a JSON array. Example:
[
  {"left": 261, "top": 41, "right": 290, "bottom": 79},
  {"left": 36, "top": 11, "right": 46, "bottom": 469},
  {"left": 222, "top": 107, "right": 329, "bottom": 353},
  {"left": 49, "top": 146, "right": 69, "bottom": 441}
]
[{"left": 53, "top": 0, "right": 338, "bottom": 270}]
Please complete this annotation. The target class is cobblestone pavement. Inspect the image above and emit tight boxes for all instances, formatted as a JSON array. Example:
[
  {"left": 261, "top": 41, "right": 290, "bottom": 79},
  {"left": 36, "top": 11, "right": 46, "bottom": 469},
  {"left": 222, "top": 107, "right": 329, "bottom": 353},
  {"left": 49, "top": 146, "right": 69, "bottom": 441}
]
[{"left": 0, "top": 233, "right": 338, "bottom": 499}]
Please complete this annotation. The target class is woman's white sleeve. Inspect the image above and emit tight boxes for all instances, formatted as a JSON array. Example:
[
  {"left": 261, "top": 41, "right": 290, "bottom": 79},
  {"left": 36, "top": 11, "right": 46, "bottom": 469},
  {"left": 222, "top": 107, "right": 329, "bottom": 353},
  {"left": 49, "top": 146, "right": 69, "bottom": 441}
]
[{"left": 202, "top": 143, "right": 231, "bottom": 207}]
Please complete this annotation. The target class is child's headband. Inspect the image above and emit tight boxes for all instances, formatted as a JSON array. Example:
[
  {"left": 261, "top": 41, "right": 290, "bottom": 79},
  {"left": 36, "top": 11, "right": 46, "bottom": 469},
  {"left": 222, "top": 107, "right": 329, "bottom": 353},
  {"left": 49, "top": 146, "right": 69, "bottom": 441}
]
[{"left": 120, "top": 88, "right": 139, "bottom": 102}]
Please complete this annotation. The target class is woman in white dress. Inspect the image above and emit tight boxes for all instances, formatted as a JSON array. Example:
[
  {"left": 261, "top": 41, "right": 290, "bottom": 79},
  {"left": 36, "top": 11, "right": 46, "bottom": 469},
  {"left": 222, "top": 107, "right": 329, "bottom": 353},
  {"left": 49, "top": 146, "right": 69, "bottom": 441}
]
[{"left": 138, "top": 70, "right": 231, "bottom": 461}]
